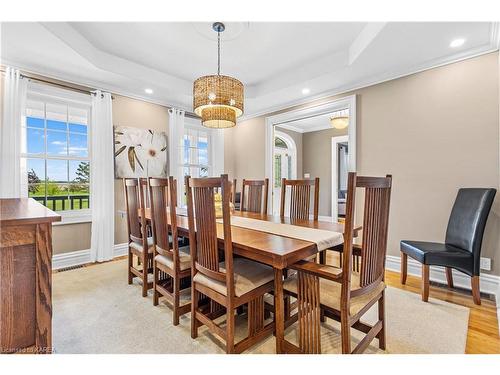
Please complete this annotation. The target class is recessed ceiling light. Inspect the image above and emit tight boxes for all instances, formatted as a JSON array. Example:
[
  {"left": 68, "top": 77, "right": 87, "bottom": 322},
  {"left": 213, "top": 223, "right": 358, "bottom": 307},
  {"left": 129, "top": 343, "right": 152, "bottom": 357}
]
[
  {"left": 302, "top": 88, "right": 310, "bottom": 95},
  {"left": 144, "top": 88, "right": 153, "bottom": 94},
  {"left": 450, "top": 38, "right": 465, "bottom": 48}
]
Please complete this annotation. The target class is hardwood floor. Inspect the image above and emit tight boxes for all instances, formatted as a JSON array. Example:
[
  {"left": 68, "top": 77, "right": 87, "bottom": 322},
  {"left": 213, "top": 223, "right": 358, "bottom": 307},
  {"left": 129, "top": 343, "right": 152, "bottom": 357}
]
[
  {"left": 325, "top": 251, "right": 499, "bottom": 354},
  {"left": 384, "top": 269, "right": 500, "bottom": 354}
]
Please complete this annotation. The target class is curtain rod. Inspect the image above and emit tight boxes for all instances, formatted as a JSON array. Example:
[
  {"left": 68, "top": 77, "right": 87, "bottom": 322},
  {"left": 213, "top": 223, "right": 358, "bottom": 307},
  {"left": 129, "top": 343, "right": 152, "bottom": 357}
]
[
  {"left": 1, "top": 67, "right": 93, "bottom": 95},
  {"left": 0, "top": 68, "right": 200, "bottom": 118}
]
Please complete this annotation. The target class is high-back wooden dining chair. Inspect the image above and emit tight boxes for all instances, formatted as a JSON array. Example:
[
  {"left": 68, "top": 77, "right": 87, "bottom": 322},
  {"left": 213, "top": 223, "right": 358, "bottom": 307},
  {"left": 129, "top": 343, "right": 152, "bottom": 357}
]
[
  {"left": 139, "top": 178, "right": 153, "bottom": 239},
  {"left": 149, "top": 177, "right": 191, "bottom": 325},
  {"left": 240, "top": 178, "right": 269, "bottom": 214},
  {"left": 280, "top": 178, "right": 320, "bottom": 221},
  {"left": 124, "top": 178, "right": 154, "bottom": 297},
  {"left": 139, "top": 178, "right": 150, "bottom": 208},
  {"left": 230, "top": 178, "right": 237, "bottom": 206},
  {"left": 186, "top": 174, "right": 275, "bottom": 354},
  {"left": 282, "top": 172, "right": 392, "bottom": 354}
]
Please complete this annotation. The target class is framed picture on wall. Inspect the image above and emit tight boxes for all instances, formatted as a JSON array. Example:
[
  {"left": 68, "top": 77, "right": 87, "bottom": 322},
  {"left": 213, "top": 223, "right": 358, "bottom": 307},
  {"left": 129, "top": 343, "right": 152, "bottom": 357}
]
[{"left": 113, "top": 125, "right": 168, "bottom": 178}]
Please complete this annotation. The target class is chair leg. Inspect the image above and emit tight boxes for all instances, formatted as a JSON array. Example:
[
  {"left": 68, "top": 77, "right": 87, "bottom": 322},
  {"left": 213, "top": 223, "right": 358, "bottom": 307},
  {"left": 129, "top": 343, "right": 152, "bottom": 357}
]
[
  {"left": 173, "top": 276, "right": 180, "bottom": 326},
  {"left": 340, "top": 311, "right": 351, "bottom": 354},
  {"left": 319, "top": 250, "right": 326, "bottom": 265},
  {"left": 400, "top": 252, "right": 407, "bottom": 285},
  {"left": 283, "top": 269, "right": 291, "bottom": 320},
  {"left": 377, "top": 291, "right": 386, "bottom": 350},
  {"left": 471, "top": 276, "right": 481, "bottom": 305},
  {"left": 421, "top": 265, "right": 430, "bottom": 302},
  {"left": 191, "top": 288, "right": 199, "bottom": 339},
  {"left": 445, "top": 267, "right": 454, "bottom": 288},
  {"left": 153, "top": 262, "right": 159, "bottom": 306},
  {"left": 128, "top": 247, "right": 133, "bottom": 285},
  {"left": 142, "top": 253, "right": 148, "bottom": 297},
  {"left": 226, "top": 307, "right": 235, "bottom": 354}
]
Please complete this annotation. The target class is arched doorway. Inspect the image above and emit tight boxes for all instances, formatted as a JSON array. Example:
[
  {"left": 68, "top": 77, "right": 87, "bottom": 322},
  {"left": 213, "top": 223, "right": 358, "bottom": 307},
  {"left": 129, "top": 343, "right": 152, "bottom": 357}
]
[{"left": 272, "top": 130, "right": 297, "bottom": 215}]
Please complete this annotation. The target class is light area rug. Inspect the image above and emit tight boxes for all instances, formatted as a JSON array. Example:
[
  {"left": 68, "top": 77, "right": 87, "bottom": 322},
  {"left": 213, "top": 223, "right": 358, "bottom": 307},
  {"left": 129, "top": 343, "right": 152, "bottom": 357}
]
[{"left": 52, "top": 259, "right": 469, "bottom": 354}]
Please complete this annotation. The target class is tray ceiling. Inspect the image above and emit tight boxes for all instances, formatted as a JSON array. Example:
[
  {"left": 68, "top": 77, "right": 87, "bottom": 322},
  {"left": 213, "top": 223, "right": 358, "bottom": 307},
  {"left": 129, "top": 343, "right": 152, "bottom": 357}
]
[{"left": 1, "top": 22, "right": 498, "bottom": 116}]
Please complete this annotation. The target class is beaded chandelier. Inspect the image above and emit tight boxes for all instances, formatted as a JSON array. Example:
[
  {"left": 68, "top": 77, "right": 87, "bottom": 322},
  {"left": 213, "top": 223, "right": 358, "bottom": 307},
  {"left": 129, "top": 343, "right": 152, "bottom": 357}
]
[{"left": 193, "top": 22, "right": 244, "bottom": 128}]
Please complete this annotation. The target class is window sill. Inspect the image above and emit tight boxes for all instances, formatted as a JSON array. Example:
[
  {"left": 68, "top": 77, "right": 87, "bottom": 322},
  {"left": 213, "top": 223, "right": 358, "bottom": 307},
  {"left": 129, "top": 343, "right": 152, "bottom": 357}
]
[{"left": 52, "top": 210, "right": 92, "bottom": 226}]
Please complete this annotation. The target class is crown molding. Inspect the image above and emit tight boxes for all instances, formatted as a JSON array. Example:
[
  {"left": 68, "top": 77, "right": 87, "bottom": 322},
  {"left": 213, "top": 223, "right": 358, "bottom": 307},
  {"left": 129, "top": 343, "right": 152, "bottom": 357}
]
[
  {"left": 240, "top": 45, "right": 499, "bottom": 122},
  {"left": 0, "top": 59, "right": 192, "bottom": 112}
]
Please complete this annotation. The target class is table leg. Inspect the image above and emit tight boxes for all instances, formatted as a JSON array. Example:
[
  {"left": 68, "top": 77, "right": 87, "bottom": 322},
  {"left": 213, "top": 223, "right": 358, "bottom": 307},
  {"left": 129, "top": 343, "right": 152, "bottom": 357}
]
[{"left": 274, "top": 267, "right": 285, "bottom": 354}]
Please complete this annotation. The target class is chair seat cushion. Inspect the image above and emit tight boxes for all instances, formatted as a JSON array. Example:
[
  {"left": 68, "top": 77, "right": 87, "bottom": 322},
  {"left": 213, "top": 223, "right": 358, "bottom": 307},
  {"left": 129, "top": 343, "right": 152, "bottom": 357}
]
[
  {"left": 155, "top": 246, "right": 191, "bottom": 271},
  {"left": 400, "top": 240, "right": 474, "bottom": 275},
  {"left": 193, "top": 258, "right": 274, "bottom": 297},
  {"left": 129, "top": 237, "right": 154, "bottom": 253},
  {"left": 283, "top": 266, "right": 385, "bottom": 316}
]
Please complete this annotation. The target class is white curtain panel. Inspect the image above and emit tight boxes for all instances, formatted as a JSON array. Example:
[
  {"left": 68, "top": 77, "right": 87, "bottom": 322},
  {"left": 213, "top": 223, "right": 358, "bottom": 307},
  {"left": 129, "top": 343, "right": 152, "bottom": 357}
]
[
  {"left": 168, "top": 108, "right": 185, "bottom": 205},
  {"left": 90, "top": 91, "right": 115, "bottom": 262},
  {"left": 0, "top": 67, "right": 27, "bottom": 198}
]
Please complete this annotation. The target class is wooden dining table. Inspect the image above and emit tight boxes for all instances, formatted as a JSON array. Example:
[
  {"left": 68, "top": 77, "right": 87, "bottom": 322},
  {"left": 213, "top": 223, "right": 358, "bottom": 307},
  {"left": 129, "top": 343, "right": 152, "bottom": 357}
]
[{"left": 142, "top": 208, "right": 359, "bottom": 353}]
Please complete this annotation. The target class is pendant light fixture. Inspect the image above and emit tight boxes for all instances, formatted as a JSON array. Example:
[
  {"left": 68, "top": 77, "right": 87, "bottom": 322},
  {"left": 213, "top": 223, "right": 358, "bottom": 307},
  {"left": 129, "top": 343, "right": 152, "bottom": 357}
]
[{"left": 193, "top": 22, "right": 244, "bottom": 128}]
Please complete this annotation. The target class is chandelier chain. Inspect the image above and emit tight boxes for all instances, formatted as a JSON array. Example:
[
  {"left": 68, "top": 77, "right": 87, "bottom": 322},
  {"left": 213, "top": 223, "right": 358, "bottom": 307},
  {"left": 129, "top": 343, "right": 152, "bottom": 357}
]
[{"left": 217, "top": 30, "right": 221, "bottom": 75}]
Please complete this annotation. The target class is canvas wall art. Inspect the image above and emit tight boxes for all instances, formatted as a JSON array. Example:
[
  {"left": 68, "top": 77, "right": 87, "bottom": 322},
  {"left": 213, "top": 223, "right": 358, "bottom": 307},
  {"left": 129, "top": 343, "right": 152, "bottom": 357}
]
[{"left": 114, "top": 126, "right": 168, "bottom": 178}]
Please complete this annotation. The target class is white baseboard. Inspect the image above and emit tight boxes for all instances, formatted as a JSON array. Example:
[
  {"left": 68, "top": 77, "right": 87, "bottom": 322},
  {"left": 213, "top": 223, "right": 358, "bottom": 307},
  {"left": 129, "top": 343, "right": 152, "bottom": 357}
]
[
  {"left": 113, "top": 243, "right": 129, "bottom": 258},
  {"left": 385, "top": 255, "right": 500, "bottom": 295},
  {"left": 52, "top": 243, "right": 128, "bottom": 270},
  {"left": 52, "top": 249, "right": 92, "bottom": 270}
]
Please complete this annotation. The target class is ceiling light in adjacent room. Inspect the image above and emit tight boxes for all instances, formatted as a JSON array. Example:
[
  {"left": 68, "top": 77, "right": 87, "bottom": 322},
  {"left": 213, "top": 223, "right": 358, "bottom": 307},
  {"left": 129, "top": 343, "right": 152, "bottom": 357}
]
[
  {"left": 193, "top": 22, "right": 244, "bottom": 129},
  {"left": 450, "top": 38, "right": 465, "bottom": 48},
  {"left": 145, "top": 88, "right": 153, "bottom": 94},
  {"left": 330, "top": 109, "right": 349, "bottom": 130},
  {"left": 302, "top": 88, "right": 310, "bottom": 95}
]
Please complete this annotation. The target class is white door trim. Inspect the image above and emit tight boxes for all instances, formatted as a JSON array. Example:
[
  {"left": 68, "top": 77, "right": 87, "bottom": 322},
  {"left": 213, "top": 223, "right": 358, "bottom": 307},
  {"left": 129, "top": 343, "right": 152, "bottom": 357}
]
[
  {"left": 265, "top": 95, "right": 357, "bottom": 214},
  {"left": 331, "top": 135, "right": 349, "bottom": 221}
]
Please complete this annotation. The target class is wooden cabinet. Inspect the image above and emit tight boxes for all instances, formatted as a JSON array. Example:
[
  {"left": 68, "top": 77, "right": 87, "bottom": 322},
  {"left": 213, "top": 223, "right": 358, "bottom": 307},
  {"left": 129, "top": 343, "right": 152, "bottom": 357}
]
[{"left": 0, "top": 198, "right": 61, "bottom": 354}]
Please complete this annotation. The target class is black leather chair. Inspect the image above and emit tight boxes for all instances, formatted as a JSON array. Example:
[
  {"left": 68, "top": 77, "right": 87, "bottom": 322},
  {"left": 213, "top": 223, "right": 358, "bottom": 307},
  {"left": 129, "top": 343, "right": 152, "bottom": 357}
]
[{"left": 400, "top": 188, "right": 496, "bottom": 305}]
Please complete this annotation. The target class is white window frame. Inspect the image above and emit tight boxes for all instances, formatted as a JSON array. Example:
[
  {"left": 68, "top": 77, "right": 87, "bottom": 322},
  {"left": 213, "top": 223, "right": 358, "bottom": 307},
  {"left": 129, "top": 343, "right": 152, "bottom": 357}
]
[
  {"left": 176, "top": 117, "right": 224, "bottom": 207},
  {"left": 182, "top": 124, "right": 213, "bottom": 178},
  {"left": 22, "top": 83, "right": 92, "bottom": 225}
]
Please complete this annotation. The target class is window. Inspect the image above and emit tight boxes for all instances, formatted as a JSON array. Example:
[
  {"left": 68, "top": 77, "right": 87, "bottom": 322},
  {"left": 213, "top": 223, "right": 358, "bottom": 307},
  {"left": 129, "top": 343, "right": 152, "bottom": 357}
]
[
  {"left": 21, "top": 95, "right": 91, "bottom": 215},
  {"left": 182, "top": 127, "right": 211, "bottom": 178},
  {"left": 273, "top": 136, "right": 291, "bottom": 188},
  {"left": 178, "top": 126, "right": 211, "bottom": 206}
]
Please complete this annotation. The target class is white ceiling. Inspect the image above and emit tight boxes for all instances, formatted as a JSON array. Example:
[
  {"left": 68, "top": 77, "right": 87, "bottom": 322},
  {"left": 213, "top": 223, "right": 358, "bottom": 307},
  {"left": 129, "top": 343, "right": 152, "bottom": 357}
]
[{"left": 1, "top": 22, "right": 498, "bottom": 117}]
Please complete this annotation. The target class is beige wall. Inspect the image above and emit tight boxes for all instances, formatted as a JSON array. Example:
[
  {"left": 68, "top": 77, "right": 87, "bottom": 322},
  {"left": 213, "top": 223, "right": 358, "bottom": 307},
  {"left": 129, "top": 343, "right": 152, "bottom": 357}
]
[
  {"left": 230, "top": 116, "right": 267, "bottom": 181},
  {"left": 112, "top": 95, "right": 170, "bottom": 244},
  {"left": 303, "top": 127, "right": 348, "bottom": 217},
  {"left": 52, "top": 223, "right": 91, "bottom": 254},
  {"left": 228, "top": 52, "right": 500, "bottom": 276},
  {"left": 224, "top": 130, "right": 236, "bottom": 179}
]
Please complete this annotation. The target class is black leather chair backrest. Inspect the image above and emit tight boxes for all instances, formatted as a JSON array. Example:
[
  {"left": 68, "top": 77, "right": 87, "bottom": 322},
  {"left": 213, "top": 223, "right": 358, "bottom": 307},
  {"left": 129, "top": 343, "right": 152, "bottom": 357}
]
[{"left": 445, "top": 188, "right": 496, "bottom": 272}]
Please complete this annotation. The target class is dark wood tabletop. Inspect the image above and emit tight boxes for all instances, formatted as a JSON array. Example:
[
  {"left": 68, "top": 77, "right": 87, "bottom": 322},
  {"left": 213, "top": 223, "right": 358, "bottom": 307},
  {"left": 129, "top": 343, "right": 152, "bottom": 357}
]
[{"left": 142, "top": 208, "right": 358, "bottom": 269}]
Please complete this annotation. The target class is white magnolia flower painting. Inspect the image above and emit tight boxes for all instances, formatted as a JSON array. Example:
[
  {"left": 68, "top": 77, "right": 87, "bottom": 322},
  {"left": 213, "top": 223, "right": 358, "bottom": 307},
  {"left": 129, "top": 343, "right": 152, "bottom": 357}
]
[{"left": 114, "top": 126, "right": 168, "bottom": 178}]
